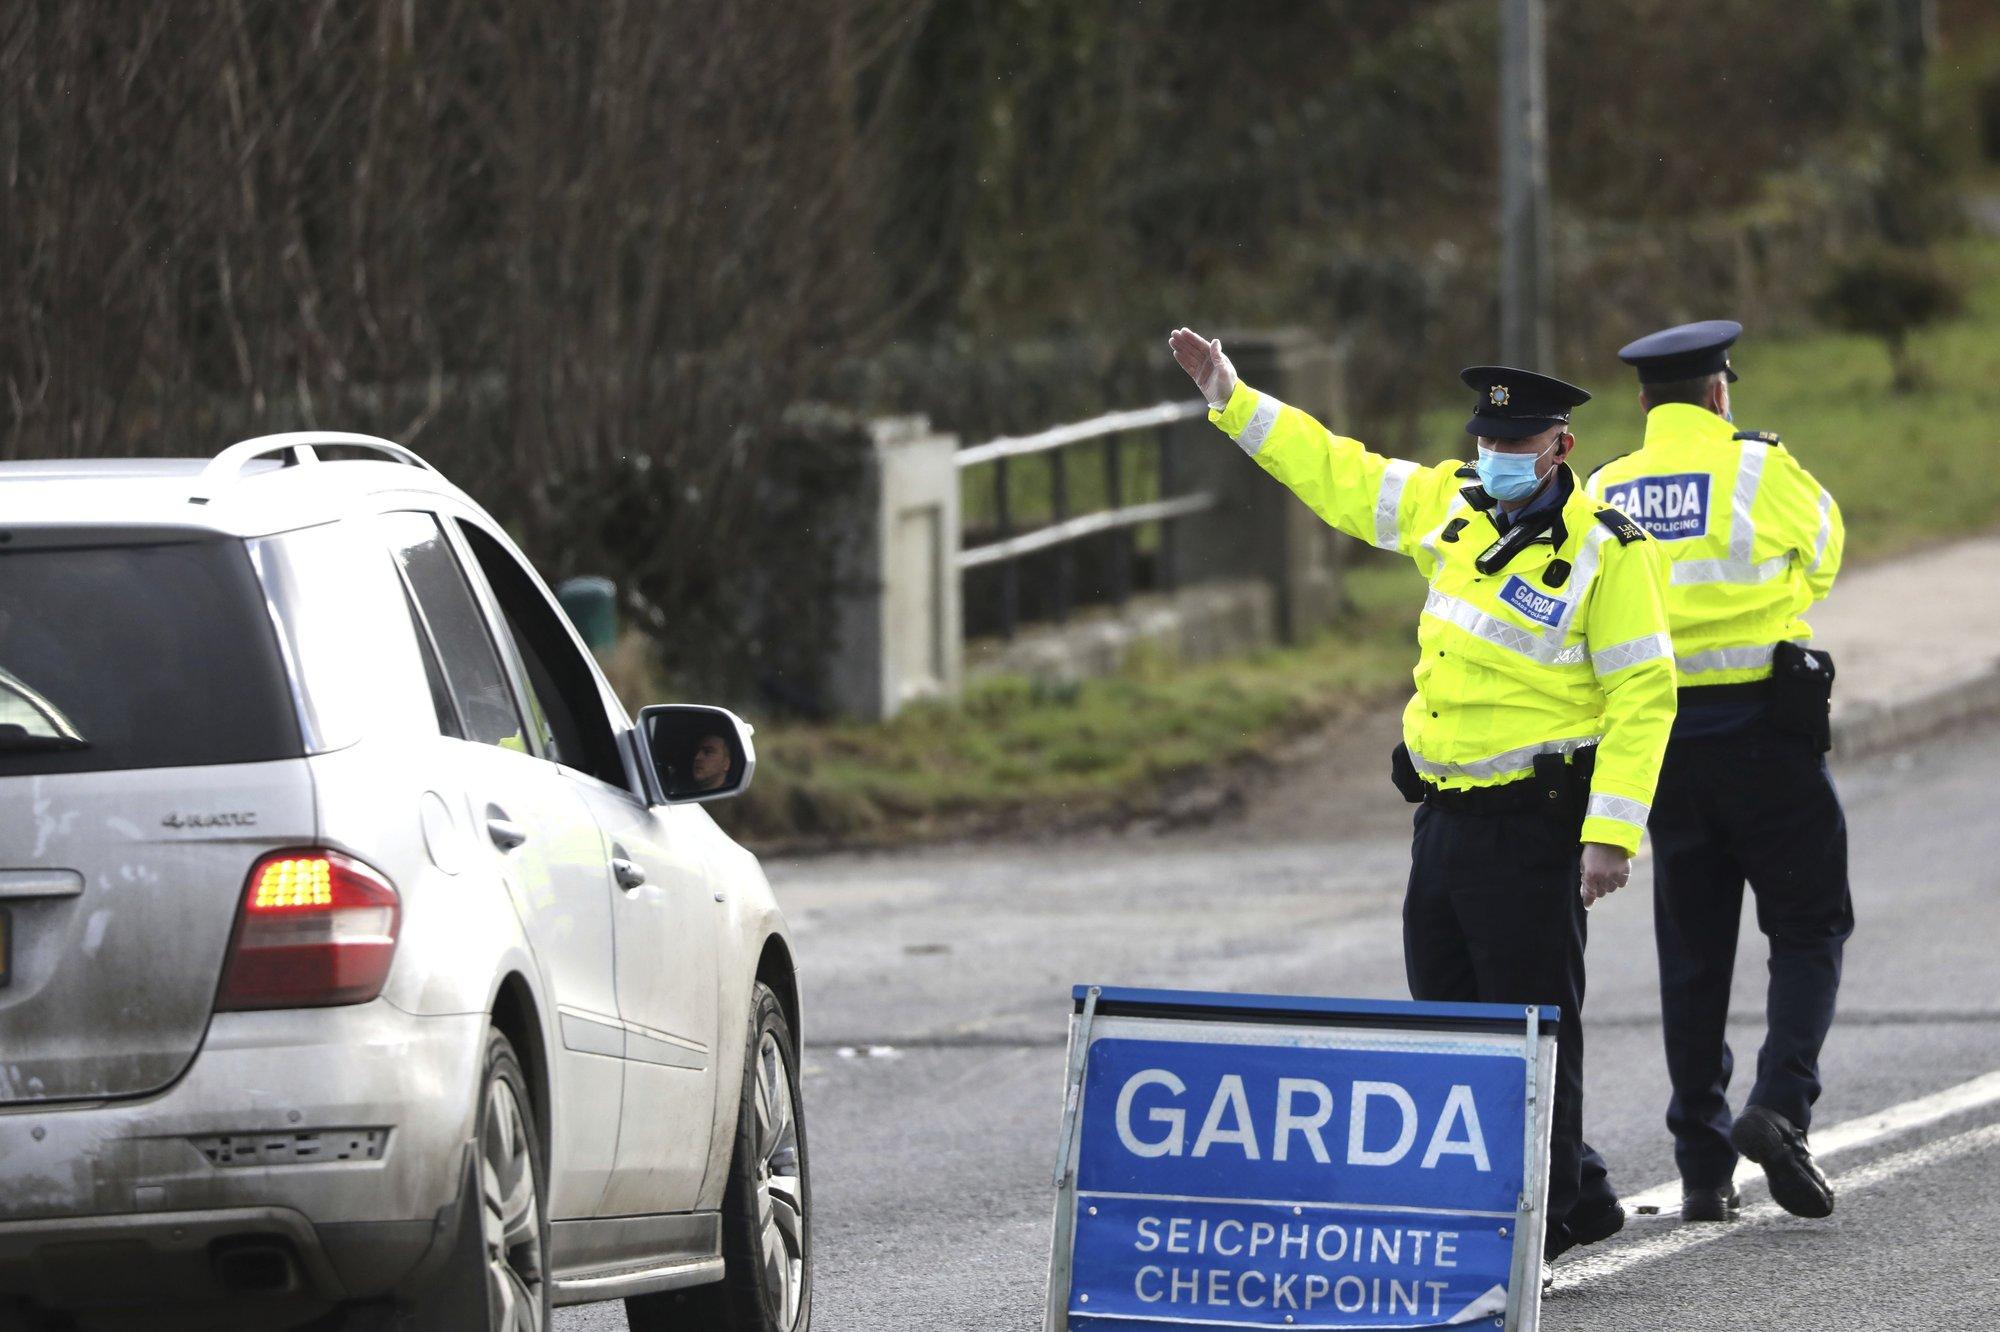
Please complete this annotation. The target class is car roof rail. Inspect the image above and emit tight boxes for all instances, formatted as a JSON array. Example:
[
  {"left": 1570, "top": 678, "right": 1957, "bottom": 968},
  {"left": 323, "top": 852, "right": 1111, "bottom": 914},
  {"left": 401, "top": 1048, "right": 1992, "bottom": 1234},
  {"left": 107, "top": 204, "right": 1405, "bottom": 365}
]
[{"left": 190, "top": 431, "right": 438, "bottom": 503}]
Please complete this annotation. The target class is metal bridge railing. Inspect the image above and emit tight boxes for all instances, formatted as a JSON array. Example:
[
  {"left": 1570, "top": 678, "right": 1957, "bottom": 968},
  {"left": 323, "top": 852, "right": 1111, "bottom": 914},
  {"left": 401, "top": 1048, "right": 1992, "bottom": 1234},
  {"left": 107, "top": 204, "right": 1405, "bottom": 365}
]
[{"left": 955, "top": 400, "right": 1213, "bottom": 639}]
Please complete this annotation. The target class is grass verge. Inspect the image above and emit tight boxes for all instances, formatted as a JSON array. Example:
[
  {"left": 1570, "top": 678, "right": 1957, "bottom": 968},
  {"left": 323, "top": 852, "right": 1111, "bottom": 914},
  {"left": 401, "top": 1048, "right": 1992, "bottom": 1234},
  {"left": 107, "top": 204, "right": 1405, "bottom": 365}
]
[
  {"left": 716, "top": 234, "right": 2000, "bottom": 850},
  {"left": 721, "top": 565, "right": 1421, "bottom": 850}
]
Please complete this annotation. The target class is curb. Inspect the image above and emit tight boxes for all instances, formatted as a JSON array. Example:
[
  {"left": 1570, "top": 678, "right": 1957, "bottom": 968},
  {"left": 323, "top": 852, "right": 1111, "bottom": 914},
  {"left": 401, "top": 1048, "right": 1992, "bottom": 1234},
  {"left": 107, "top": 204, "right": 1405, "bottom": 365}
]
[{"left": 1830, "top": 658, "right": 2000, "bottom": 761}]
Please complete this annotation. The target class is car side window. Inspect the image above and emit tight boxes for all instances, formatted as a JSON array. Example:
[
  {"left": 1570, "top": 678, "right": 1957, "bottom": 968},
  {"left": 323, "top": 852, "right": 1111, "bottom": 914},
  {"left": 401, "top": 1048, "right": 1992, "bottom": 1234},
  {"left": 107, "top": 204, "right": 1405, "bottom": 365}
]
[
  {"left": 378, "top": 511, "right": 525, "bottom": 751},
  {"left": 455, "top": 520, "right": 628, "bottom": 790},
  {"left": 403, "top": 591, "right": 466, "bottom": 740}
]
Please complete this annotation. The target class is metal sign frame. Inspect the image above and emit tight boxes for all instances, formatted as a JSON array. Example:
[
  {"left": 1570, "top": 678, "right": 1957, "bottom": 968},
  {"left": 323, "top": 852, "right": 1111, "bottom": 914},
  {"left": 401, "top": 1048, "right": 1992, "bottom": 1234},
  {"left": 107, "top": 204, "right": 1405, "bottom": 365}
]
[{"left": 1044, "top": 986, "right": 1557, "bottom": 1332}]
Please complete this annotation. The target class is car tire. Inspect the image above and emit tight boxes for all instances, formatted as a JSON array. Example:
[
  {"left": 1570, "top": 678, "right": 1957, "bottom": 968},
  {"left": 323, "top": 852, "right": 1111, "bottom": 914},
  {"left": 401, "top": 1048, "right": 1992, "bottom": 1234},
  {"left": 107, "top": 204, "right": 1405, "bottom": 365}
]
[
  {"left": 461, "top": 1028, "right": 553, "bottom": 1331},
  {"left": 319, "top": 1029, "right": 550, "bottom": 1332},
  {"left": 349, "top": 1028, "right": 551, "bottom": 1332},
  {"left": 626, "top": 983, "right": 811, "bottom": 1332}
]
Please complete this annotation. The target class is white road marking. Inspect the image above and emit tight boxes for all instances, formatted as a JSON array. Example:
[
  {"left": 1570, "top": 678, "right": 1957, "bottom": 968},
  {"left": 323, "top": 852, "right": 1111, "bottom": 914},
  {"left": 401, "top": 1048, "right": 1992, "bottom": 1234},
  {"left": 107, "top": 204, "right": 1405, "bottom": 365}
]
[
  {"left": 1560, "top": 1119, "right": 2000, "bottom": 1287},
  {"left": 1619, "top": 1067, "right": 2000, "bottom": 1217}
]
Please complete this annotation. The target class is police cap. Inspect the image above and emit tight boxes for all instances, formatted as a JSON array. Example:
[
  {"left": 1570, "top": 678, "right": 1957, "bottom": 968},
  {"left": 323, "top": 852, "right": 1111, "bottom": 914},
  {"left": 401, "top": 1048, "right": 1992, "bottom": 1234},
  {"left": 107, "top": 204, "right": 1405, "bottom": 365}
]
[
  {"left": 1460, "top": 366, "right": 1591, "bottom": 440},
  {"left": 1617, "top": 319, "right": 1742, "bottom": 384}
]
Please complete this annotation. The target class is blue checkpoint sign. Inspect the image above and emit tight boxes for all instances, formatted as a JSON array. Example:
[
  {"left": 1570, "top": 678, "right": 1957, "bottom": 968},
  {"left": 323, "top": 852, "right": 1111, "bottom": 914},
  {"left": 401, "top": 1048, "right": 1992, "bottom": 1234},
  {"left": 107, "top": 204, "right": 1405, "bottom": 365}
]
[{"left": 1044, "top": 987, "right": 1558, "bottom": 1332}]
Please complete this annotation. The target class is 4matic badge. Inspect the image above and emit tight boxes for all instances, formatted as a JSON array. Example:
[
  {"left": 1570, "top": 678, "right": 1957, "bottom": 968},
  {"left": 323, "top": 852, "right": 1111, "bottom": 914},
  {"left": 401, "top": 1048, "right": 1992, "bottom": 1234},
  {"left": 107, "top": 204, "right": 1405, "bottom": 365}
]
[{"left": 161, "top": 811, "right": 259, "bottom": 830}]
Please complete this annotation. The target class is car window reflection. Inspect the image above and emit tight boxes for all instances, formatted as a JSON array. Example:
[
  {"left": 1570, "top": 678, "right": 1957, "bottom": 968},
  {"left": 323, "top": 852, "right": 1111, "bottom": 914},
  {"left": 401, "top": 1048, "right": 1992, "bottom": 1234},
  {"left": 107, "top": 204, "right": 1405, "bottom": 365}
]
[{"left": 0, "top": 664, "right": 88, "bottom": 747}]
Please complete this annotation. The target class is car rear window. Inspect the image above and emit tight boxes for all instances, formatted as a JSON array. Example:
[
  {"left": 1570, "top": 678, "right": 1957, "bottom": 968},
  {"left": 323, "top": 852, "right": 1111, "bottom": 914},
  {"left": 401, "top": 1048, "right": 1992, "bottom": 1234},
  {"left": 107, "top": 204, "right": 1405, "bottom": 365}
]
[{"left": 0, "top": 540, "right": 301, "bottom": 776}]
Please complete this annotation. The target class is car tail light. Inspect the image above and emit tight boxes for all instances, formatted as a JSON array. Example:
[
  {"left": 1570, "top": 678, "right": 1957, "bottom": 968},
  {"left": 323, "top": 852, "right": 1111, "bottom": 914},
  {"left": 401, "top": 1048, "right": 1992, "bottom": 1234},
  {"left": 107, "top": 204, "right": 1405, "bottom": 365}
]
[{"left": 216, "top": 850, "right": 400, "bottom": 1010}]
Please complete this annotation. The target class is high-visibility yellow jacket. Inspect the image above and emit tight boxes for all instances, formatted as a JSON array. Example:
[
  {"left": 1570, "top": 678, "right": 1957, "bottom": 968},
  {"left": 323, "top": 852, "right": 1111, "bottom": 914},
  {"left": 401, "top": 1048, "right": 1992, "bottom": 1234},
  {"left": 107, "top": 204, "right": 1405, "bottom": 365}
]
[
  {"left": 1212, "top": 383, "right": 1677, "bottom": 855},
  {"left": 1585, "top": 404, "right": 1843, "bottom": 687}
]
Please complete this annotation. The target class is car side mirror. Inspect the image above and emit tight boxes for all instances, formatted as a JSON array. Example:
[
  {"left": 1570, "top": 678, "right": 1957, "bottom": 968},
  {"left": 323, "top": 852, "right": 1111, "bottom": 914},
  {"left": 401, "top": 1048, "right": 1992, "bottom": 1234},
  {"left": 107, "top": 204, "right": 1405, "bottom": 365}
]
[{"left": 635, "top": 704, "right": 757, "bottom": 805}]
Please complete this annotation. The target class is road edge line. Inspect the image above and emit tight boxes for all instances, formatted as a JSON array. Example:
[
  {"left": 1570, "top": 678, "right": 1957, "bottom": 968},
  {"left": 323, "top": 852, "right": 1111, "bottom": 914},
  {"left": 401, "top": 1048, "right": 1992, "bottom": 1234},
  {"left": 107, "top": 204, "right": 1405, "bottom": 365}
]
[
  {"left": 1618, "top": 1067, "right": 2000, "bottom": 1217},
  {"left": 1559, "top": 1119, "right": 2000, "bottom": 1288}
]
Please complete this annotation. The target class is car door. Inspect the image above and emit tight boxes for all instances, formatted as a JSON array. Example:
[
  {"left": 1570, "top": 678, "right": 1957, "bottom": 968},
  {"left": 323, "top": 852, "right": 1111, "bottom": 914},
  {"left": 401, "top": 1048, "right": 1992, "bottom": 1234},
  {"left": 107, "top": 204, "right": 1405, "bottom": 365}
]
[
  {"left": 580, "top": 795, "right": 722, "bottom": 1211},
  {"left": 448, "top": 517, "right": 723, "bottom": 1214},
  {"left": 378, "top": 509, "right": 627, "bottom": 1219}
]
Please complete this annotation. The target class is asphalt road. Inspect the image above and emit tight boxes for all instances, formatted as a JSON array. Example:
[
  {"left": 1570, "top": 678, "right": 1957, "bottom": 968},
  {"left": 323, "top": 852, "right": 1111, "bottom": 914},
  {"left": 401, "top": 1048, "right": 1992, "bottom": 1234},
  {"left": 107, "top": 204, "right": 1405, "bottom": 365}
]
[{"left": 559, "top": 713, "right": 2000, "bottom": 1330}]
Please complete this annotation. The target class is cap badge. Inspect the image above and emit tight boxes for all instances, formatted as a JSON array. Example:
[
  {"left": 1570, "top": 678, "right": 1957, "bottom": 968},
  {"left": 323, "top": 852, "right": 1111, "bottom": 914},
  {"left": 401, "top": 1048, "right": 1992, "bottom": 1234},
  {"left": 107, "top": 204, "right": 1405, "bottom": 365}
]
[{"left": 1490, "top": 385, "right": 1510, "bottom": 406}]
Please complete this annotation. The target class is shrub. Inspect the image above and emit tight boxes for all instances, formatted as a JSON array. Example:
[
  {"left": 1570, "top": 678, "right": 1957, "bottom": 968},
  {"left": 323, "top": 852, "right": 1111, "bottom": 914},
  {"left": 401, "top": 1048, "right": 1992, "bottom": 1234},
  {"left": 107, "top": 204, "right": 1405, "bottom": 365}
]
[{"left": 1813, "top": 248, "right": 1964, "bottom": 392}]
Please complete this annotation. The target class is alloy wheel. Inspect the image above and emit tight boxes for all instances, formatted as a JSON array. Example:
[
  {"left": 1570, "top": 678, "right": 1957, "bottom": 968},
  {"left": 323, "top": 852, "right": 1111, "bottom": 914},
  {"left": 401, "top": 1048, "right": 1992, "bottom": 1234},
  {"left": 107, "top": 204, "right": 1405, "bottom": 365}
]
[
  {"left": 480, "top": 1074, "right": 546, "bottom": 1332},
  {"left": 752, "top": 1029, "right": 807, "bottom": 1328}
]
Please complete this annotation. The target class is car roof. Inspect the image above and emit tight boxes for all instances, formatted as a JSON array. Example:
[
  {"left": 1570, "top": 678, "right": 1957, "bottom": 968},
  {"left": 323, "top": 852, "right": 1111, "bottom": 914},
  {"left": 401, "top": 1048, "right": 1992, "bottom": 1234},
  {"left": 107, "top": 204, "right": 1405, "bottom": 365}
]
[{"left": 0, "top": 434, "right": 486, "bottom": 540}]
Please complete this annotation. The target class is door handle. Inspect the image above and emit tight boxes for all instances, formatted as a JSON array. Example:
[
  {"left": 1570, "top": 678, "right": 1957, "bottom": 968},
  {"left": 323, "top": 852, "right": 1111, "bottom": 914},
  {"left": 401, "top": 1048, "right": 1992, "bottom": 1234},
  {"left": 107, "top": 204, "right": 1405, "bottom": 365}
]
[
  {"left": 611, "top": 857, "right": 648, "bottom": 891},
  {"left": 485, "top": 804, "right": 527, "bottom": 852}
]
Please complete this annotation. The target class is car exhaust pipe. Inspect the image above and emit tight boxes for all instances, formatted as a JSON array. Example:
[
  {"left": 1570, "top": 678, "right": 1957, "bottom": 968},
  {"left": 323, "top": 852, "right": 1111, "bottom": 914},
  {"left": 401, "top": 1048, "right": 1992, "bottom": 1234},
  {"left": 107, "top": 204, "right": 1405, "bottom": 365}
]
[{"left": 211, "top": 1238, "right": 301, "bottom": 1295}]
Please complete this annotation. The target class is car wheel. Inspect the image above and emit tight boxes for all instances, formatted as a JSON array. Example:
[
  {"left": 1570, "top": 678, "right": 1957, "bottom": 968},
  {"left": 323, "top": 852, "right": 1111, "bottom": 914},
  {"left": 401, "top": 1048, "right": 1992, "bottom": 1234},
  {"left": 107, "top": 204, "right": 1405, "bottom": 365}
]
[
  {"left": 319, "top": 1030, "right": 550, "bottom": 1332},
  {"left": 627, "top": 982, "right": 811, "bottom": 1332},
  {"left": 475, "top": 1029, "right": 552, "bottom": 1332}
]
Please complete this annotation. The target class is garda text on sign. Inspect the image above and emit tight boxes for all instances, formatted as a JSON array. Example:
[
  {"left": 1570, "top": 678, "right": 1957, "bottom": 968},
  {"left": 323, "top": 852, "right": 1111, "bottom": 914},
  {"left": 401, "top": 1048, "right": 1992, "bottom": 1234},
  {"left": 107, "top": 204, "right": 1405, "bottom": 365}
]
[{"left": 1045, "top": 988, "right": 1556, "bottom": 1332}]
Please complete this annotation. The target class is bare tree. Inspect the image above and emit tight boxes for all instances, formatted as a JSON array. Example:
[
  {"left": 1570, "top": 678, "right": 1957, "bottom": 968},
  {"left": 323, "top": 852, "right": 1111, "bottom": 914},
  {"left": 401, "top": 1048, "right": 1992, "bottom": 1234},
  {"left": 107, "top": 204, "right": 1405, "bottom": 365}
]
[{"left": 1, "top": 0, "right": 911, "bottom": 707}]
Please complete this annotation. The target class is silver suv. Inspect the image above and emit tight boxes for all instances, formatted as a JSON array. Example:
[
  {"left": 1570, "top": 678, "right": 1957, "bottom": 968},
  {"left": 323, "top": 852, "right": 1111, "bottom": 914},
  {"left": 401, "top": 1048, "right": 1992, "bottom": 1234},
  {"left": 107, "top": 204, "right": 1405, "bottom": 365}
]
[{"left": 0, "top": 435, "right": 810, "bottom": 1332}]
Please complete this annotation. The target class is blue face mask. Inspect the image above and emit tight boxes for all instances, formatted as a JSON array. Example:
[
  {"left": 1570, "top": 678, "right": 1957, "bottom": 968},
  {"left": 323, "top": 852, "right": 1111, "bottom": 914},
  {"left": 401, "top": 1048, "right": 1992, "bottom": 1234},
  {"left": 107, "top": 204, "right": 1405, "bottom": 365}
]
[{"left": 1475, "top": 441, "right": 1554, "bottom": 501}]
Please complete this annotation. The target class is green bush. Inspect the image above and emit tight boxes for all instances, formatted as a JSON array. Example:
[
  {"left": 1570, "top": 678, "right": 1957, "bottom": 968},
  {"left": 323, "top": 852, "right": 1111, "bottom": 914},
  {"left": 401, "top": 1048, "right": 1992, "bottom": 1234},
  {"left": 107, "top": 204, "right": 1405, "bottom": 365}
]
[{"left": 1813, "top": 248, "right": 1965, "bottom": 392}]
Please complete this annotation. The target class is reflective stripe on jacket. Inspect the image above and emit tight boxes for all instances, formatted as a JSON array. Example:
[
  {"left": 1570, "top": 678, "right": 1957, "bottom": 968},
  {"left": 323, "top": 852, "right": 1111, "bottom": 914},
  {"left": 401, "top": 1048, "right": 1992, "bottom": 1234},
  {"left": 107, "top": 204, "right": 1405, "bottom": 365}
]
[
  {"left": 1585, "top": 404, "right": 1843, "bottom": 687},
  {"left": 1213, "top": 383, "right": 1677, "bottom": 855}
]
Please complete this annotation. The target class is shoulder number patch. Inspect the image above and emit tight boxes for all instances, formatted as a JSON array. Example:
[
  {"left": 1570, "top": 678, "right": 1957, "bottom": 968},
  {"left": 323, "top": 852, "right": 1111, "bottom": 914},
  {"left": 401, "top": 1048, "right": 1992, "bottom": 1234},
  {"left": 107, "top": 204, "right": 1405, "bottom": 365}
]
[
  {"left": 1732, "top": 429, "right": 1781, "bottom": 445},
  {"left": 1593, "top": 504, "right": 1651, "bottom": 545}
]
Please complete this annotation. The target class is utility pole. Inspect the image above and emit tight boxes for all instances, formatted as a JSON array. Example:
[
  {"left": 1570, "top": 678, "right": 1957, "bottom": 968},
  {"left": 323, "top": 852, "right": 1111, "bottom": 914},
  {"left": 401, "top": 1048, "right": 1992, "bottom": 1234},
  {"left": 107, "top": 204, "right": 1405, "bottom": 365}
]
[{"left": 1499, "top": 0, "right": 1552, "bottom": 369}]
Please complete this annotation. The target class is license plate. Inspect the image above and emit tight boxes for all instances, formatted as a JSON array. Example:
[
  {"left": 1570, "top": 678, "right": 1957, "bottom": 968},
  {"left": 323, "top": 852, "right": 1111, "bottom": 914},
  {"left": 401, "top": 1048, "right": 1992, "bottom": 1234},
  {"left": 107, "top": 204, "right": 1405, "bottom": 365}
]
[{"left": 0, "top": 905, "right": 9, "bottom": 988}]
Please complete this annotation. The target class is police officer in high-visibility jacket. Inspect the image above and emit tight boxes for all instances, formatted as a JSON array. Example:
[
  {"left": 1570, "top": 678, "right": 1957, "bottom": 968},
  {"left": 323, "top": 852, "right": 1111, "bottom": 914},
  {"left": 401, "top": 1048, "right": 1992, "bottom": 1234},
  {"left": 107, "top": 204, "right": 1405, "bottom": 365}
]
[
  {"left": 1588, "top": 320, "right": 1851, "bottom": 1226},
  {"left": 1169, "top": 328, "right": 1677, "bottom": 1262}
]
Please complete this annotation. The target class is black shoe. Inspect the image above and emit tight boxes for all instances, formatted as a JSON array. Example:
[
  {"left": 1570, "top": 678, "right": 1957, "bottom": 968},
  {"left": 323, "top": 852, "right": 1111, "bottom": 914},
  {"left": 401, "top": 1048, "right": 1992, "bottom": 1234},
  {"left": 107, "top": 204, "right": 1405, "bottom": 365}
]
[
  {"left": 1566, "top": 1198, "right": 1627, "bottom": 1248},
  {"left": 1730, "top": 1106, "right": 1835, "bottom": 1218},
  {"left": 1680, "top": 1181, "right": 1742, "bottom": 1222},
  {"left": 1542, "top": 1200, "right": 1624, "bottom": 1262}
]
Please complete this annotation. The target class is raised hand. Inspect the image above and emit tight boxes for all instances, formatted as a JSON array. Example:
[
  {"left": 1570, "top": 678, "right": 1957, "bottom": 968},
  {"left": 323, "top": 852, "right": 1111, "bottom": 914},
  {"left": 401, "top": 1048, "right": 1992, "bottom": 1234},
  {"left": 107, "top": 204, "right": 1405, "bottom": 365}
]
[{"left": 1168, "top": 327, "right": 1239, "bottom": 409}]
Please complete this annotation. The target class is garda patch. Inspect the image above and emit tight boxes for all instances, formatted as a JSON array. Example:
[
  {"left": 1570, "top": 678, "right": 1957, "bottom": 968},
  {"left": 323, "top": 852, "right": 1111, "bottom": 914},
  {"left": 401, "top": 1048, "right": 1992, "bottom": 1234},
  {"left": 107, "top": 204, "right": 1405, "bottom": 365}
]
[
  {"left": 1499, "top": 575, "right": 1566, "bottom": 628},
  {"left": 1601, "top": 472, "right": 1711, "bottom": 540}
]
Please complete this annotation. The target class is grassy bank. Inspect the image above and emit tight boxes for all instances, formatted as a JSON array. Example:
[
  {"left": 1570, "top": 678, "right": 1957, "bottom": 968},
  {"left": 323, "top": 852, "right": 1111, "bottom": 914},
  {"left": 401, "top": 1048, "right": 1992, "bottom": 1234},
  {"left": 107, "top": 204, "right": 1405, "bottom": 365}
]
[
  {"left": 722, "top": 235, "right": 2000, "bottom": 849},
  {"left": 726, "top": 564, "right": 1419, "bottom": 848}
]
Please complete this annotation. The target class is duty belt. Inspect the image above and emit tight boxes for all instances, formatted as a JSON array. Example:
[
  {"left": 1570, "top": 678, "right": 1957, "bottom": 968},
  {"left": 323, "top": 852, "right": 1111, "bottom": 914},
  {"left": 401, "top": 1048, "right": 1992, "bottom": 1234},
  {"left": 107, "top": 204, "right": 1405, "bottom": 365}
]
[
  {"left": 1421, "top": 745, "right": 1597, "bottom": 816},
  {"left": 1678, "top": 680, "right": 1771, "bottom": 708}
]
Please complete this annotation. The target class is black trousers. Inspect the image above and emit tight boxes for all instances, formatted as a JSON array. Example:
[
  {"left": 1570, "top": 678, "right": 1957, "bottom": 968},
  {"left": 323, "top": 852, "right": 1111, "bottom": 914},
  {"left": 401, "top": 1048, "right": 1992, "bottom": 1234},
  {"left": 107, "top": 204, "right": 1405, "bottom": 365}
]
[
  {"left": 1650, "top": 720, "right": 1854, "bottom": 1187},
  {"left": 1403, "top": 797, "right": 1615, "bottom": 1256}
]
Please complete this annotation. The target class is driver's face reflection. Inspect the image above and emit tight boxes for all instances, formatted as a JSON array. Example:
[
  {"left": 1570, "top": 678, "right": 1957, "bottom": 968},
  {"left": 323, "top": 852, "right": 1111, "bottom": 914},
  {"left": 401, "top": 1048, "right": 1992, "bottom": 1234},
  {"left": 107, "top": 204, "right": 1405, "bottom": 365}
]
[{"left": 690, "top": 735, "right": 730, "bottom": 790}]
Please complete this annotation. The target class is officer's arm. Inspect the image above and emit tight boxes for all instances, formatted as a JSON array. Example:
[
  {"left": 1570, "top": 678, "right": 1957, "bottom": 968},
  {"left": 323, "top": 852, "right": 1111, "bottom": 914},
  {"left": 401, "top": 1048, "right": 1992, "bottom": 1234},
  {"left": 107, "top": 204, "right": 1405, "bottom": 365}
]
[
  {"left": 1769, "top": 447, "right": 1844, "bottom": 602},
  {"left": 1211, "top": 382, "right": 1458, "bottom": 560},
  {"left": 1580, "top": 528, "right": 1678, "bottom": 855}
]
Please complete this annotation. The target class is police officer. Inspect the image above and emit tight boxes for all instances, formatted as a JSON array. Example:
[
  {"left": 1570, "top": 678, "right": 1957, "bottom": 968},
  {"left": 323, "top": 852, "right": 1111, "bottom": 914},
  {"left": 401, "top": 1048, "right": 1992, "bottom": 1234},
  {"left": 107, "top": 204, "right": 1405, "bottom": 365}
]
[
  {"left": 1588, "top": 320, "right": 1851, "bottom": 1224},
  {"left": 1169, "top": 328, "right": 1678, "bottom": 1261}
]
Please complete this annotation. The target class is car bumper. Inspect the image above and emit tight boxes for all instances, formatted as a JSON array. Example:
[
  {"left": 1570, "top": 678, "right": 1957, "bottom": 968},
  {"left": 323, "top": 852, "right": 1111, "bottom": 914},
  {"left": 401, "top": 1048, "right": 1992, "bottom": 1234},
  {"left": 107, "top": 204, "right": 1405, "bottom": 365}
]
[{"left": 0, "top": 1001, "right": 484, "bottom": 1315}]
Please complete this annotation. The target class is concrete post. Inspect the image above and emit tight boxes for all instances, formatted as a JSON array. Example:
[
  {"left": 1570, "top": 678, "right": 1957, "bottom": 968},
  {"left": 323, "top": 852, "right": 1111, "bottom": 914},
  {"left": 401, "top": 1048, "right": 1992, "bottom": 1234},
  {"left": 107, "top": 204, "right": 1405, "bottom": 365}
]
[
  {"left": 825, "top": 416, "right": 963, "bottom": 720},
  {"left": 1172, "top": 330, "right": 1350, "bottom": 643}
]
